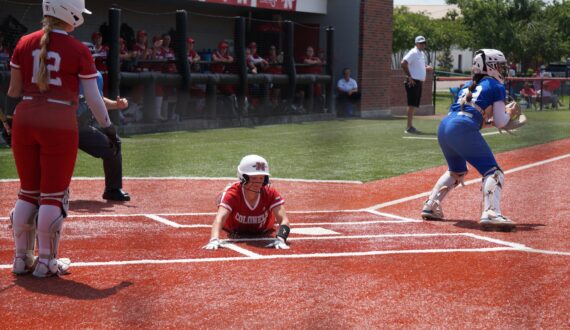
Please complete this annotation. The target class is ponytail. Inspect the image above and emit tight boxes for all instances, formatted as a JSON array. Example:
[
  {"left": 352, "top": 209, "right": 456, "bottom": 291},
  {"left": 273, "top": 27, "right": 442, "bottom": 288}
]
[
  {"left": 460, "top": 74, "right": 485, "bottom": 111},
  {"left": 37, "top": 16, "right": 67, "bottom": 92}
]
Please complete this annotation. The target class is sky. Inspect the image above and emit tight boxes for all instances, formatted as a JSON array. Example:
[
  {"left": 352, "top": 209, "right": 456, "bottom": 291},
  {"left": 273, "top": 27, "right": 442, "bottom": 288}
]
[{"left": 394, "top": 0, "right": 447, "bottom": 5}]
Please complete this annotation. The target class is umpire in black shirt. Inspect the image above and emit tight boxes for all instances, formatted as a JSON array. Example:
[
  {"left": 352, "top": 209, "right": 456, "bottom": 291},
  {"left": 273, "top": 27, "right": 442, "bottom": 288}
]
[{"left": 78, "top": 72, "right": 130, "bottom": 201}]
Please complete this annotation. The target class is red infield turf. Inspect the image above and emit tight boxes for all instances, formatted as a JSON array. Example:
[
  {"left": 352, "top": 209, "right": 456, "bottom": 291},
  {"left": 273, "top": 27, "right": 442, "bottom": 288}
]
[{"left": 1, "top": 139, "right": 570, "bottom": 328}]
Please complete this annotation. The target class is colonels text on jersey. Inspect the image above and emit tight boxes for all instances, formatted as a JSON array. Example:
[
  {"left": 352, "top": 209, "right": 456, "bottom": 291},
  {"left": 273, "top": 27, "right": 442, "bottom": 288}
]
[{"left": 219, "top": 182, "right": 285, "bottom": 233}]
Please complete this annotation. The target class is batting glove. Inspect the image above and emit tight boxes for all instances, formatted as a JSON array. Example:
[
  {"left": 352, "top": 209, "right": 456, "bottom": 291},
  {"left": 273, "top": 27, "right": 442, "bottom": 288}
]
[
  {"left": 202, "top": 238, "right": 223, "bottom": 250},
  {"left": 265, "top": 237, "right": 289, "bottom": 249}
]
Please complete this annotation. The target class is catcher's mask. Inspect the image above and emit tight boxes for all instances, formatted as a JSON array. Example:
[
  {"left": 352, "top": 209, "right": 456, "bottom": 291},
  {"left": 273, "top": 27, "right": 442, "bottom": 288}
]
[{"left": 237, "top": 155, "right": 270, "bottom": 186}]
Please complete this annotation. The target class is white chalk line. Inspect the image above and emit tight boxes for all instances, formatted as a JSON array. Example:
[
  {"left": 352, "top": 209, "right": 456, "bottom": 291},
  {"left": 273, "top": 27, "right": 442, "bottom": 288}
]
[{"left": 402, "top": 131, "right": 506, "bottom": 140}]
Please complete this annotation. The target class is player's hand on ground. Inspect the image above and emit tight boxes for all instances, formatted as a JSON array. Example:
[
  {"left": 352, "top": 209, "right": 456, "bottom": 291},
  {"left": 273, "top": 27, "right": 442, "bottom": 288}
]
[
  {"left": 265, "top": 237, "right": 289, "bottom": 249},
  {"left": 202, "top": 238, "right": 223, "bottom": 250}
]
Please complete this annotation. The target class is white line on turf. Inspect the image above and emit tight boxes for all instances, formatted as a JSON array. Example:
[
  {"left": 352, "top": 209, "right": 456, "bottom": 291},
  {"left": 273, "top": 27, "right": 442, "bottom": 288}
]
[
  {"left": 0, "top": 247, "right": 519, "bottom": 269},
  {"left": 366, "top": 152, "right": 570, "bottom": 210},
  {"left": 222, "top": 243, "right": 261, "bottom": 257}
]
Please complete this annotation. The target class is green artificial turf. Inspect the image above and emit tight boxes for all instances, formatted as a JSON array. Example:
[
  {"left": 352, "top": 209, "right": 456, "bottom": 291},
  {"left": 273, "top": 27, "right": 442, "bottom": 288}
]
[{"left": 2, "top": 108, "right": 568, "bottom": 182}]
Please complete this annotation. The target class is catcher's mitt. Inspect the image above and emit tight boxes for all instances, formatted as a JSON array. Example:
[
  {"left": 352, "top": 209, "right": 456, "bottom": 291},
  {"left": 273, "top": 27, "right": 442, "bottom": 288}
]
[{"left": 500, "top": 101, "right": 527, "bottom": 134}]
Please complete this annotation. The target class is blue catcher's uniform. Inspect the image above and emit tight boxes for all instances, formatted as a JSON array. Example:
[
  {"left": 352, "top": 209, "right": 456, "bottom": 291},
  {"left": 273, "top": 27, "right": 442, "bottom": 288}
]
[{"left": 438, "top": 77, "right": 506, "bottom": 175}]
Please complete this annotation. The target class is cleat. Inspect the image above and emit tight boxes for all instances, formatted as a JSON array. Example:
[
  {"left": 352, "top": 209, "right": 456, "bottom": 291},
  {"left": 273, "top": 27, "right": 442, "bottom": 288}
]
[
  {"left": 33, "top": 258, "right": 71, "bottom": 278},
  {"left": 12, "top": 255, "right": 38, "bottom": 275},
  {"left": 421, "top": 199, "right": 444, "bottom": 220},
  {"left": 102, "top": 189, "right": 131, "bottom": 202},
  {"left": 479, "top": 211, "right": 516, "bottom": 231},
  {"left": 405, "top": 126, "right": 419, "bottom": 134}
]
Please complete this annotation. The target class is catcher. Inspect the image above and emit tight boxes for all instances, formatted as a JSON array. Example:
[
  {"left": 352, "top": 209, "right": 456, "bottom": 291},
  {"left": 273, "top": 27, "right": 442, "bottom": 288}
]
[
  {"left": 420, "top": 49, "right": 526, "bottom": 231},
  {"left": 203, "top": 154, "right": 291, "bottom": 250}
]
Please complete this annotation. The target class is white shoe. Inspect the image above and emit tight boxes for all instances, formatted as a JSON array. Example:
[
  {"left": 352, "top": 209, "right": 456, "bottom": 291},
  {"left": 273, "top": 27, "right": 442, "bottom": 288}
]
[
  {"left": 32, "top": 258, "right": 71, "bottom": 278},
  {"left": 12, "top": 255, "right": 38, "bottom": 275},
  {"left": 421, "top": 199, "right": 444, "bottom": 220},
  {"left": 480, "top": 211, "right": 516, "bottom": 230}
]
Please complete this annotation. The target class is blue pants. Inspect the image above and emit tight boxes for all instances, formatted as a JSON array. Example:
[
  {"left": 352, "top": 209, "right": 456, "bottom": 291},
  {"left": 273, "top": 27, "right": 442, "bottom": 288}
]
[{"left": 437, "top": 113, "right": 498, "bottom": 176}]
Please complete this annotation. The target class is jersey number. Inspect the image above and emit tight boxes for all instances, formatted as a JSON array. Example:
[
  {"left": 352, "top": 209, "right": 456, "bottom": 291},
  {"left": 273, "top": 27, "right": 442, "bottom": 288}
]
[
  {"left": 31, "top": 49, "right": 62, "bottom": 86},
  {"left": 459, "top": 85, "right": 483, "bottom": 102}
]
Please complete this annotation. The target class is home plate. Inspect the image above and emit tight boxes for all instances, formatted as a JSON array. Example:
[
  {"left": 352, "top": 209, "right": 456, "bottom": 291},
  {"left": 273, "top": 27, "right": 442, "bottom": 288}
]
[{"left": 291, "top": 227, "right": 340, "bottom": 235}]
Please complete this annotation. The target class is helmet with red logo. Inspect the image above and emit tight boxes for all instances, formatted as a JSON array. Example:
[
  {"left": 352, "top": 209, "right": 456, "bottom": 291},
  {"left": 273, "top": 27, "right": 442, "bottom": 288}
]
[
  {"left": 237, "top": 154, "right": 270, "bottom": 185},
  {"left": 43, "top": 0, "right": 92, "bottom": 27}
]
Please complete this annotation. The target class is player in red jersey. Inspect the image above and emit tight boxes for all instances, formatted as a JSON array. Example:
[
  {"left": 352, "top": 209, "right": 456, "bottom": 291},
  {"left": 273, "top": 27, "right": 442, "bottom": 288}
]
[
  {"left": 6, "top": 0, "right": 118, "bottom": 277},
  {"left": 203, "top": 155, "right": 291, "bottom": 250}
]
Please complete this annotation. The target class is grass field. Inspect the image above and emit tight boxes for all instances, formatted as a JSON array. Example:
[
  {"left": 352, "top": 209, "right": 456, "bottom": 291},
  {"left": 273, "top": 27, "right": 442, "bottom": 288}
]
[{"left": 1, "top": 102, "right": 569, "bottom": 182}]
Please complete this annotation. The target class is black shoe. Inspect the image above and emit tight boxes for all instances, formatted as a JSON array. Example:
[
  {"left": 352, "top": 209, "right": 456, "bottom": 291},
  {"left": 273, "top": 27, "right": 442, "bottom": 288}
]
[
  {"left": 405, "top": 126, "right": 419, "bottom": 134},
  {"left": 103, "top": 189, "right": 131, "bottom": 201}
]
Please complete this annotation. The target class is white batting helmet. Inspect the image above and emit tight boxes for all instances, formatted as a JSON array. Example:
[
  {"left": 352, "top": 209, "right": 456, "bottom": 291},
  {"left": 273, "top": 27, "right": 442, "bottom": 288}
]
[
  {"left": 237, "top": 155, "right": 270, "bottom": 185},
  {"left": 43, "top": 0, "right": 92, "bottom": 28},
  {"left": 472, "top": 49, "right": 508, "bottom": 84}
]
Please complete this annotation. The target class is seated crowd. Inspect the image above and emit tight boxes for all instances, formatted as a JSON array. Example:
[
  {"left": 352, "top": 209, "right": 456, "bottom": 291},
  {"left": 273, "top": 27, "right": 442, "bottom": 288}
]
[{"left": 81, "top": 29, "right": 343, "bottom": 122}]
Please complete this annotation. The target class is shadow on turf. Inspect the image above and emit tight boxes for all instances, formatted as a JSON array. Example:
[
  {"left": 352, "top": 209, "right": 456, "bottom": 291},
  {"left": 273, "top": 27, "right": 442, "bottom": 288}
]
[
  {"left": 70, "top": 199, "right": 137, "bottom": 213},
  {"left": 443, "top": 219, "right": 545, "bottom": 232},
  {"left": 13, "top": 276, "right": 133, "bottom": 300}
]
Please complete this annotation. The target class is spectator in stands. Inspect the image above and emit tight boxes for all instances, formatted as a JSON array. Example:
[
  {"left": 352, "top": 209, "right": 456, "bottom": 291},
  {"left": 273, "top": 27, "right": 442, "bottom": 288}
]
[
  {"left": 248, "top": 42, "right": 268, "bottom": 71},
  {"left": 337, "top": 68, "right": 360, "bottom": 117},
  {"left": 161, "top": 33, "right": 175, "bottom": 61},
  {"left": 519, "top": 82, "right": 537, "bottom": 109},
  {"left": 294, "top": 46, "right": 323, "bottom": 112},
  {"left": 264, "top": 45, "right": 284, "bottom": 106},
  {"left": 245, "top": 47, "right": 258, "bottom": 74},
  {"left": 133, "top": 29, "right": 150, "bottom": 61},
  {"left": 0, "top": 31, "right": 11, "bottom": 69},
  {"left": 187, "top": 37, "right": 201, "bottom": 72},
  {"left": 91, "top": 31, "right": 108, "bottom": 58},
  {"left": 401, "top": 35, "right": 433, "bottom": 134},
  {"left": 211, "top": 41, "right": 237, "bottom": 99}
]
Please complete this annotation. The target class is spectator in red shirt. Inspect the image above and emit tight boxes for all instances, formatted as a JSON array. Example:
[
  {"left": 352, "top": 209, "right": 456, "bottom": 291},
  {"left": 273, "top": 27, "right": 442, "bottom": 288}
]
[
  {"left": 211, "top": 41, "right": 236, "bottom": 96},
  {"left": 187, "top": 37, "right": 201, "bottom": 70},
  {"left": 132, "top": 29, "right": 149, "bottom": 62},
  {"left": 519, "top": 82, "right": 537, "bottom": 109}
]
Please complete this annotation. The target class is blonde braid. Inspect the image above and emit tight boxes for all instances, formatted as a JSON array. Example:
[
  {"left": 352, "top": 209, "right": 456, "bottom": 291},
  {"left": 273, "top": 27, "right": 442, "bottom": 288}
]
[{"left": 36, "top": 17, "right": 55, "bottom": 92}]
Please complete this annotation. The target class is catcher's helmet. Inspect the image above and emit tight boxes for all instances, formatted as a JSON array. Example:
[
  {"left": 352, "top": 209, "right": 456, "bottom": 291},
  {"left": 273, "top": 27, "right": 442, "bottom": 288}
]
[
  {"left": 472, "top": 49, "right": 508, "bottom": 84},
  {"left": 43, "top": 0, "right": 92, "bottom": 28},
  {"left": 237, "top": 155, "right": 270, "bottom": 185}
]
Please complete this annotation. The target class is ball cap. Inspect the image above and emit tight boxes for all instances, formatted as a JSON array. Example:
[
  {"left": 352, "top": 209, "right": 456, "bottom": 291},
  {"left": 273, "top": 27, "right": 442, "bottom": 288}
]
[{"left": 415, "top": 35, "right": 426, "bottom": 44}]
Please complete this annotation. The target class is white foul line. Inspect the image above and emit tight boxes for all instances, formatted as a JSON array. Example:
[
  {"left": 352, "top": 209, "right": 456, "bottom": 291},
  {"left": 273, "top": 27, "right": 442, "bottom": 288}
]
[{"left": 366, "top": 152, "right": 570, "bottom": 210}]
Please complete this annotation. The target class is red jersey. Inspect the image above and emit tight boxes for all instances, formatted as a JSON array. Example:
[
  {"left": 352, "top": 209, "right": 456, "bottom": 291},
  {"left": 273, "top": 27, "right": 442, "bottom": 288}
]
[
  {"left": 10, "top": 29, "right": 98, "bottom": 102},
  {"left": 210, "top": 50, "right": 231, "bottom": 73},
  {"left": 219, "top": 182, "right": 285, "bottom": 233}
]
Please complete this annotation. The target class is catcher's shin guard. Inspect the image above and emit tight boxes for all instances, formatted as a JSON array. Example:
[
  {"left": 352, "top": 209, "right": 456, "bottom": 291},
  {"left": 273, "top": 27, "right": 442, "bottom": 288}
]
[
  {"left": 37, "top": 208, "right": 65, "bottom": 261},
  {"left": 10, "top": 205, "right": 39, "bottom": 275},
  {"left": 480, "top": 168, "right": 515, "bottom": 230},
  {"left": 421, "top": 171, "right": 466, "bottom": 220}
]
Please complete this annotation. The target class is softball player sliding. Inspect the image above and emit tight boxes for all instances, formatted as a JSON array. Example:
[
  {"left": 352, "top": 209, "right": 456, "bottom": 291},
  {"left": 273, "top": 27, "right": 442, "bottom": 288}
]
[
  {"left": 421, "top": 49, "right": 521, "bottom": 231},
  {"left": 203, "top": 155, "right": 291, "bottom": 250},
  {"left": 7, "top": 0, "right": 119, "bottom": 277}
]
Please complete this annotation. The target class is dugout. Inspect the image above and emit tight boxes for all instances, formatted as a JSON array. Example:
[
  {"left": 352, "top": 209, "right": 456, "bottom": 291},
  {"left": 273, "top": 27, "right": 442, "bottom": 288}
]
[{"left": 1, "top": 1, "right": 431, "bottom": 131}]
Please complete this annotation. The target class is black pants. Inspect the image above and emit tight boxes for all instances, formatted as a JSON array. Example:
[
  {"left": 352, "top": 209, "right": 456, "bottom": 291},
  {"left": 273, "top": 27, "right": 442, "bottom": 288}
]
[
  {"left": 78, "top": 125, "right": 123, "bottom": 190},
  {"left": 405, "top": 79, "right": 423, "bottom": 107}
]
